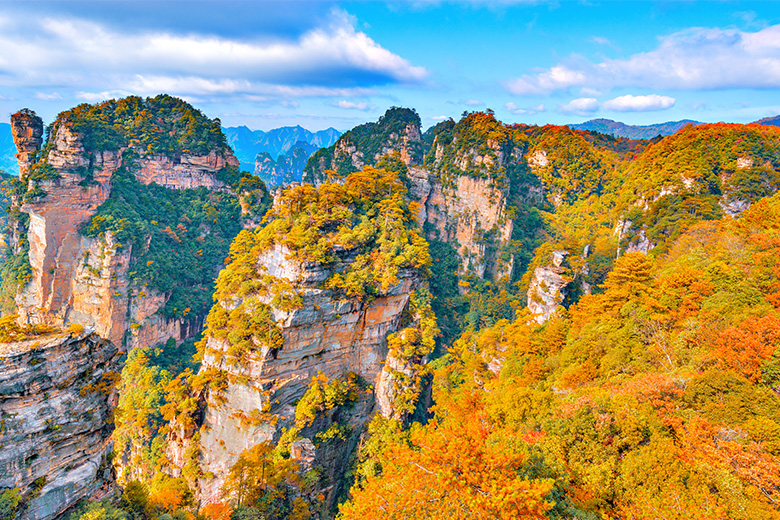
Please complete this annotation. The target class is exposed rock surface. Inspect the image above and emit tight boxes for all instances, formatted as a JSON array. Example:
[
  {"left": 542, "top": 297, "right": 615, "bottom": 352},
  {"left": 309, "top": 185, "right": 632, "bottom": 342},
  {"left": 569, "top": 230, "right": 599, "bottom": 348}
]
[
  {"left": 0, "top": 330, "right": 121, "bottom": 520},
  {"left": 527, "top": 251, "right": 570, "bottom": 324},
  {"left": 10, "top": 111, "right": 44, "bottom": 176},
  {"left": 180, "top": 244, "right": 420, "bottom": 506},
  {"left": 11, "top": 113, "right": 234, "bottom": 349}
]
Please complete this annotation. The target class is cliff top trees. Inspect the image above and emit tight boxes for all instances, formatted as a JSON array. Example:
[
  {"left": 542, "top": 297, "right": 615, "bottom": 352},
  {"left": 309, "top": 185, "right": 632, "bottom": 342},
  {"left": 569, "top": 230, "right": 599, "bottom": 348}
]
[{"left": 48, "top": 94, "right": 228, "bottom": 156}]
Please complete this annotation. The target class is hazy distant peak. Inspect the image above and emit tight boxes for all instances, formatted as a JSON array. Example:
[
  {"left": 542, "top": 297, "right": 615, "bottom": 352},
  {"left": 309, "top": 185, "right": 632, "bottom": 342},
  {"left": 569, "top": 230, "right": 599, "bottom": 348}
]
[{"left": 570, "top": 118, "right": 703, "bottom": 140}]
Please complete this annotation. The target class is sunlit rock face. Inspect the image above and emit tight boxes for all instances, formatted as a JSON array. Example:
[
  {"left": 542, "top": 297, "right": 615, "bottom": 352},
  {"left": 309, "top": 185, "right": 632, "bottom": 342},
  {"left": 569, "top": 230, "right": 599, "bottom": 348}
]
[
  {"left": 183, "top": 243, "right": 421, "bottom": 505},
  {"left": 11, "top": 113, "right": 234, "bottom": 349},
  {"left": 0, "top": 330, "right": 121, "bottom": 520}
]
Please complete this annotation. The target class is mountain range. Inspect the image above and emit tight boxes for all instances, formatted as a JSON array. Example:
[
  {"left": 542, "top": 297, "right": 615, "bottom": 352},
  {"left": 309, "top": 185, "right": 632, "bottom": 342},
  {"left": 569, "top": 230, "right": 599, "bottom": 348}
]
[
  {"left": 222, "top": 124, "right": 341, "bottom": 172},
  {"left": 569, "top": 118, "right": 703, "bottom": 139}
]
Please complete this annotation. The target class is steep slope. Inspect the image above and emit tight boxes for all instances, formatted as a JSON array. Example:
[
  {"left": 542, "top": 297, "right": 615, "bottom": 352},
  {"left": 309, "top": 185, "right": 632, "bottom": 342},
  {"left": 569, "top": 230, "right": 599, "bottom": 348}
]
[
  {"left": 3, "top": 96, "right": 271, "bottom": 350},
  {"left": 344, "top": 192, "right": 780, "bottom": 518},
  {"left": 617, "top": 122, "right": 780, "bottom": 254},
  {"left": 0, "top": 323, "right": 121, "bottom": 520},
  {"left": 166, "top": 167, "right": 436, "bottom": 512}
]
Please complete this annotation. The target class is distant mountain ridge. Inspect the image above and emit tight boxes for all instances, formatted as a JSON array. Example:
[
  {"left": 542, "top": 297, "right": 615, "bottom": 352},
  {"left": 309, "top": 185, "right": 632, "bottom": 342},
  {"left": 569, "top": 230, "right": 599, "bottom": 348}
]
[
  {"left": 570, "top": 118, "right": 703, "bottom": 139},
  {"left": 753, "top": 115, "right": 780, "bottom": 127},
  {"left": 223, "top": 124, "right": 341, "bottom": 173},
  {"left": 255, "top": 140, "right": 318, "bottom": 186}
]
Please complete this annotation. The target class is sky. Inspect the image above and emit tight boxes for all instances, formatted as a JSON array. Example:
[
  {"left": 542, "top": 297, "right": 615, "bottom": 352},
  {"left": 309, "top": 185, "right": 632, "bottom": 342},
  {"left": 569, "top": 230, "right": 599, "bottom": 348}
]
[{"left": 2, "top": 0, "right": 780, "bottom": 132}]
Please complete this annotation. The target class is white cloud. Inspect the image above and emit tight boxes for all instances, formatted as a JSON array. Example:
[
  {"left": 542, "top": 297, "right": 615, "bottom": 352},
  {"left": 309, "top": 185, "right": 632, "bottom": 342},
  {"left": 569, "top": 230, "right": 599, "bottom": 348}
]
[
  {"left": 558, "top": 97, "right": 599, "bottom": 115},
  {"left": 601, "top": 94, "right": 675, "bottom": 112},
  {"left": 504, "top": 101, "right": 545, "bottom": 115},
  {"left": 506, "top": 24, "right": 780, "bottom": 94},
  {"left": 331, "top": 100, "right": 376, "bottom": 111},
  {"left": 556, "top": 94, "right": 675, "bottom": 115},
  {"left": 464, "top": 99, "right": 484, "bottom": 106},
  {"left": 34, "top": 92, "right": 63, "bottom": 101},
  {"left": 506, "top": 65, "right": 587, "bottom": 95},
  {"left": 431, "top": 115, "right": 450, "bottom": 121},
  {"left": 0, "top": 8, "right": 426, "bottom": 100}
]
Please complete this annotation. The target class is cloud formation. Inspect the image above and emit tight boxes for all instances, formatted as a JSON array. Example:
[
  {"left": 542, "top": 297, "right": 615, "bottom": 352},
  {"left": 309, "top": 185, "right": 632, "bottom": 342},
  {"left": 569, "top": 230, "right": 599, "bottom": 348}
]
[
  {"left": 507, "top": 24, "right": 780, "bottom": 94},
  {"left": 601, "top": 94, "right": 675, "bottom": 112},
  {"left": 0, "top": 8, "right": 426, "bottom": 102},
  {"left": 558, "top": 94, "right": 675, "bottom": 115},
  {"left": 504, "top": 101, "right": 545, "bottom": 115},
  {"left": 331, "top": 100, "right": 377, "bottom": 111}
]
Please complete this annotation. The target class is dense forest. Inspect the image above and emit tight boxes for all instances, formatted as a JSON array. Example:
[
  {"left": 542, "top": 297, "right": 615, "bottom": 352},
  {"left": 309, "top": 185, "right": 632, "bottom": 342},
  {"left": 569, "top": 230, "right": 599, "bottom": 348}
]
[{"left": 2, "top": 100, "right": 780, "bottom": 520}]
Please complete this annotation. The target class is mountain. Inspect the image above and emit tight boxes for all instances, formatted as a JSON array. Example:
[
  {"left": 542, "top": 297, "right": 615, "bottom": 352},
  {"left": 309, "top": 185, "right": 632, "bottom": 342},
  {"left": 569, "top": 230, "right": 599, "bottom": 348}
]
[
  {"left": 254, "top": 140, "right": 318, "bottom": 186},
  {"left": 222, "top": 124, "right": 341, "bottom": 172},
  {"left": 754, "top": 114, "right": 780, "bottom": 127},
  {"left": 570, "top": 117, "right": 703, "bottom": 139},
  {"left": 4, "top": 98, "right": 780, "bottom": 520},
  {"left": 0, "top": 122, "right": 18, "bottom": 173}
]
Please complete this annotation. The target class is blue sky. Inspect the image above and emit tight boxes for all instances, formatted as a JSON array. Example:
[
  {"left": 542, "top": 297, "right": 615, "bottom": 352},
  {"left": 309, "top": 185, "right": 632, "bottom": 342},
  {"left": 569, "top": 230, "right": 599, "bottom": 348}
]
[{"left": 2, "top": 1, "right": 780, "bottom": 131}]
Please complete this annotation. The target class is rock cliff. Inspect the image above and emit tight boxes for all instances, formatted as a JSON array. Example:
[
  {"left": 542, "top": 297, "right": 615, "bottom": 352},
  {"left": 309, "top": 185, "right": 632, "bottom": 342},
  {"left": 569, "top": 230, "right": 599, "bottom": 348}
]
[
  {"left": 193, "top": 246, "right": 420, "bottom": 504},
  {"left": 167, "top": 171, "right": 435, "bottom": 510},
  {"left": 10, "top": 107, "right": 238, "bottom": 349},
  {"left": 0, "top": 328, "right": 121, "bottom": 520}
]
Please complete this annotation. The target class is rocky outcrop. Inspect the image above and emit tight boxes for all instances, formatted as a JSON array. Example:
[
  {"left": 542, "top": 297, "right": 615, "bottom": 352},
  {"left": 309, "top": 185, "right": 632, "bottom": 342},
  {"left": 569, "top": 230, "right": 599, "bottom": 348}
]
[
  {"left": 11, "top": 114, "right": 235, "bottom": 349},
  {"left": 186, "top": 244, "right": 420, "bottom": 506},
  {"left": 527, "top": 251, "right": 570, "bottom": 324},
  {"left": 0, "top": 329, "right": 121, "bottom": 520},
  {"left": 422, "top": 174, "right": 514, "bottom": 280},
  {"left": 10, "top": 110, "right": 44, "bottom": 176}
]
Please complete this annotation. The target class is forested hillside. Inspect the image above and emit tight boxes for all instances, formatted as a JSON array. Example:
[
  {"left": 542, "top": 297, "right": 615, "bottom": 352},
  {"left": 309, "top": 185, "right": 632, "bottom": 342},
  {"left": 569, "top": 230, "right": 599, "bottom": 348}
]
[{"left": 2, "top": 101, "right": 780, "bottom": 520}]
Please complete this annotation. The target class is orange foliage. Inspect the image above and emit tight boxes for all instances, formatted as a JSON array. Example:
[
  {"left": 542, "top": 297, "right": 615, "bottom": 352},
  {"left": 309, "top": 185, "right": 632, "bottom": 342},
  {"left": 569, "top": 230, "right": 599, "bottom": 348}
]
[
  {"left": 715, "top": 315, "right": 780, "bottom": 381},
  {"left": 340, "top": 417, "right": 554, "bottom": 520},
  {"left": 201, "top": 501, "right": 233, "bottom": 520}
]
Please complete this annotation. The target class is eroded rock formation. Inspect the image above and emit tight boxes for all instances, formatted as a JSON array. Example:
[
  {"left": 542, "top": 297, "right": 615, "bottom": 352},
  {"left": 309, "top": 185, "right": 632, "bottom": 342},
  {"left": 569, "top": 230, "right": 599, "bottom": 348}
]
[
  {"left": 0, "top": 329, "right": 121, "bottom": 520},
  {"left": 10, "top": 112, "right": 235, "bottom": 349},
  {"left": 187, "top": 244, "right": 421, "bottom": 505}
]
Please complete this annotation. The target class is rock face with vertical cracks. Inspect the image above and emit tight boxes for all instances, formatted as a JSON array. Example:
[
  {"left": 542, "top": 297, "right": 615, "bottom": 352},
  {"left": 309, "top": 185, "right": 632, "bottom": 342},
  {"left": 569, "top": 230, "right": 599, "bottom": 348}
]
[
  {"left": 10, "top": 112, "right": 236, "bottom": 349},
  {"left": 0, "top": 329, "right": 121, "bottom": 520},
  {"left": 170, "top": 243, "right": 421, "bottom": 507}
]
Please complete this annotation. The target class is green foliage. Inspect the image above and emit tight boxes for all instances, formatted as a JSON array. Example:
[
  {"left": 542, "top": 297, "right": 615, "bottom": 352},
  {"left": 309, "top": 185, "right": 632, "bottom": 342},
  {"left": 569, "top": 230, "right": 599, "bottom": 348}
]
[
  {"left": 428, "top": 110, "right": 526, "bottom": 189},
  {"left": 0, "top": 488, "right": 21, "bottom": 520},
  {"left": 48, "top": 94, "right": 227, "bottom": 156},
  {"left": 525, "top": 125, "right": 616, "bottom": 203},
  {"left": 294, "top": 372, "right": 361, "bottom": 430},
  {"left": 303, "top": 107, "right": 422, "bottom": 182},
  {"left": 79, "top": 152, "right": 265, "bottom": 319},
  {"left": 67, "top": 500, "right": 129, "bottom": 520}
]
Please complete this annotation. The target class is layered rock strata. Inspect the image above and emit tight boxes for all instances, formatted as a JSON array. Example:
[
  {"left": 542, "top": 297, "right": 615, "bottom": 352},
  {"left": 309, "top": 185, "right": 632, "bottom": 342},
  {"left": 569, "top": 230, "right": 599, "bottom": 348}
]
[
  {"left": 11, "top": 113, "right": 234, "bottom": 349},
  {"left": 183, "top": 245, "right": 420, "bottom": 506},
  {"left": 0, "top": 330, "right": 121, "bottom": 520}
]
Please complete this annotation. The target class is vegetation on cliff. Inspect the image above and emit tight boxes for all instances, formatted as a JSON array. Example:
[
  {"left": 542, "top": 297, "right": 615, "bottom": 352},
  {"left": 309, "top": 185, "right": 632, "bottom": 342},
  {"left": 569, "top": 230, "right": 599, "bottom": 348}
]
[
  {"left": 80, "top": 150, "right": 270, "bottom": 319},
  {"left": 47, "top": 94, "right": 228, "bottom": 157},
  {"left": 342, "top": 193, "right": 780, "bottom": 519},
  {"left": 303, "top": 107, "right": 422, "bottom": 182},
  {"left": 200, "top": 165, "right": 431, "bottom": 368}
]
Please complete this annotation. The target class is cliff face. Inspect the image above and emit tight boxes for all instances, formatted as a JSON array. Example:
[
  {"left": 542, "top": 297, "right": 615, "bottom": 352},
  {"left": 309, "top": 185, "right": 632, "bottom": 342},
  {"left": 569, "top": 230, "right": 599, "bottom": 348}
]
[
  {"left": 305, "top": 109, "right": 522, "bottom": 283},
  {"left": 11, "top": 114, "right": 234, "bottom": 349},
  {"left": 10, "top": 111, "right": 44, "bottom": 176},
  {"left": 0, "top": 329, "right": 121, "bottom": 520},
  {"left": 191, "top": 245, "right": 420, "bottom": 505}
]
